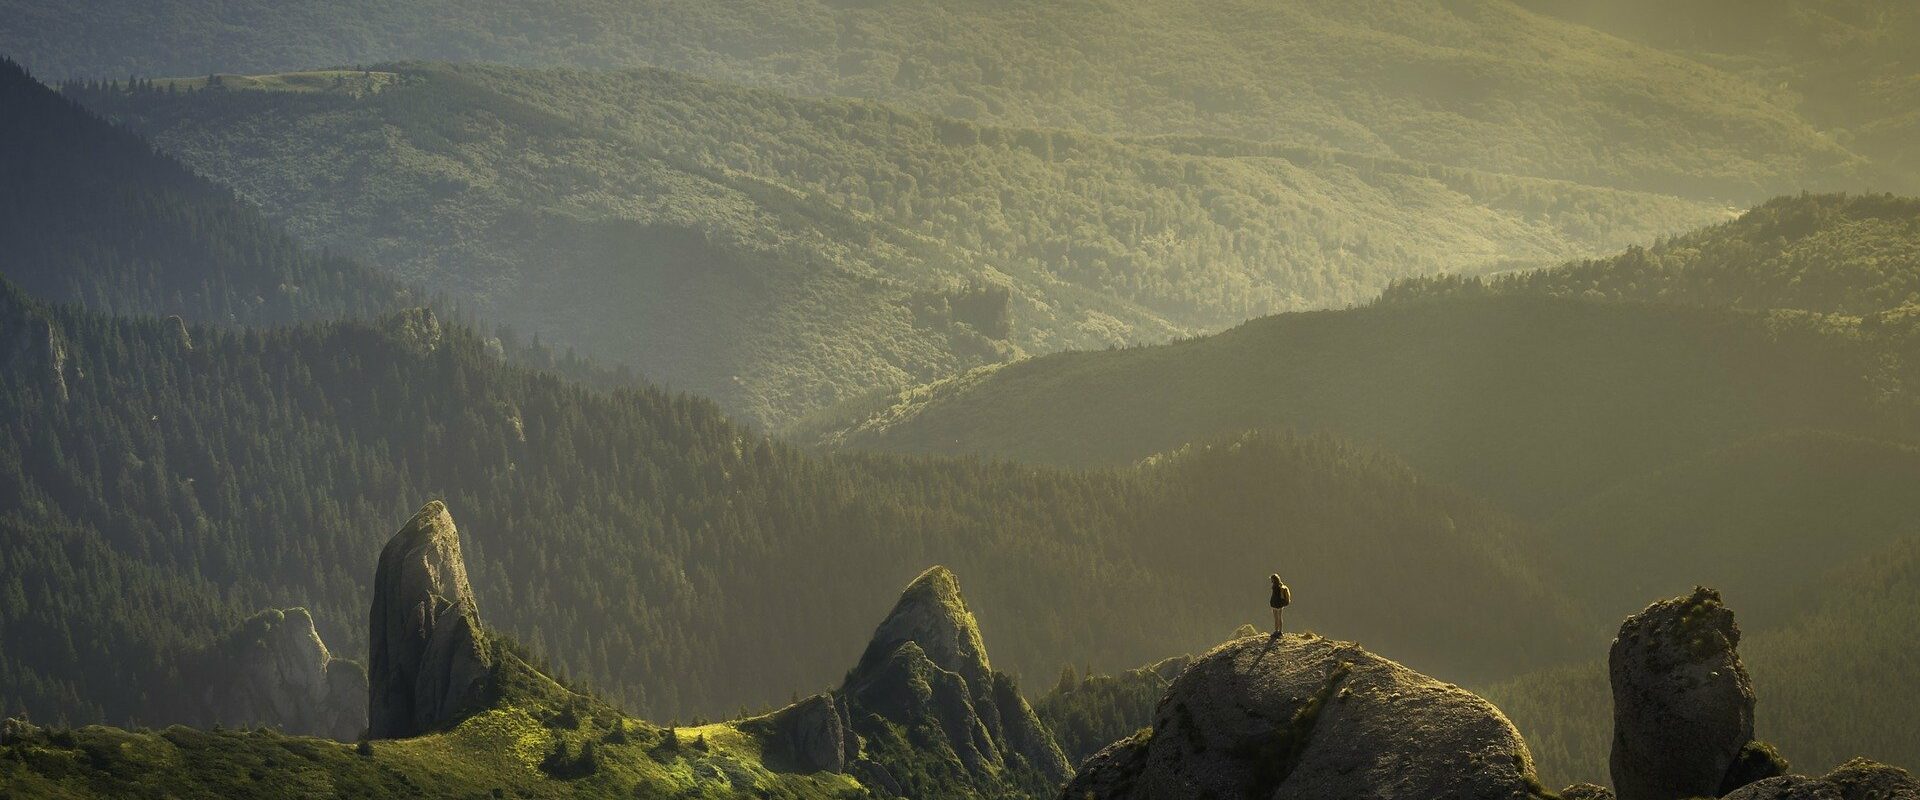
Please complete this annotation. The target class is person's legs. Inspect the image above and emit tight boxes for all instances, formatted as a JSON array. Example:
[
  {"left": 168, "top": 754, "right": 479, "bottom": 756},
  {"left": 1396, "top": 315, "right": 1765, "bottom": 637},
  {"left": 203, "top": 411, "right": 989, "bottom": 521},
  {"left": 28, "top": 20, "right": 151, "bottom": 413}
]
[{"left": 1271, "top": 607, "right": 1283, "bottom": 634}]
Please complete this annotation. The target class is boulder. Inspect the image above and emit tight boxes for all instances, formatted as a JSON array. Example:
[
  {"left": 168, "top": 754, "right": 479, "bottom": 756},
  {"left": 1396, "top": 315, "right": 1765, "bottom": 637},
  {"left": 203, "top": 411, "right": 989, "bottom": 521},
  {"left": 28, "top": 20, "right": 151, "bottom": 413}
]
[
  {"left": 367, "top": 500, "right": 493, "bottom": 738},
  {"left": 1560, "top": 784, "right": 1616, "bottom": 800},
  {"left": 1061, "top": 633, "right": 1544, "bottom": 800},
  {"left": 192, "top": 607, "right": 366, "bottom": 739},
  {"left": 1721, "top": 757, "right": 1920, "bottom": 800},
  {"left": 1608, "top": 587, "right": 1755, "bottom": 800}
]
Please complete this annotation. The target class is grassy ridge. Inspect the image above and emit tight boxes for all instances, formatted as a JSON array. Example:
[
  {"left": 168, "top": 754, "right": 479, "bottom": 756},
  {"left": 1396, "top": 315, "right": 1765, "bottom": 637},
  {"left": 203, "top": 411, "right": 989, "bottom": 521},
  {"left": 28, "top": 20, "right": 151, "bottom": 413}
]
[{"left": 0, "top": 645, "right": 867, "bottom": 799}]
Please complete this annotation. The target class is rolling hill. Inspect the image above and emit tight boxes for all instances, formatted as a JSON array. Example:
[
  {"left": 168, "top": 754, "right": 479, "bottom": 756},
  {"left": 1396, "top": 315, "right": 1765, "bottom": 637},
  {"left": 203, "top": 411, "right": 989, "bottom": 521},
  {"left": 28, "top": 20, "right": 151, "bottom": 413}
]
[
  {"left": 1382, "top": 193, "right": 1920, "bottom": 316},
  {"left": 3, "top": 0, "right": 1897, "bottom": 198},
  {"left": 804, "top": 292, "right": 1908, "bottom": 517},
  {"left": 63, "top": 62, "right": 1723, "bottom": 428}
]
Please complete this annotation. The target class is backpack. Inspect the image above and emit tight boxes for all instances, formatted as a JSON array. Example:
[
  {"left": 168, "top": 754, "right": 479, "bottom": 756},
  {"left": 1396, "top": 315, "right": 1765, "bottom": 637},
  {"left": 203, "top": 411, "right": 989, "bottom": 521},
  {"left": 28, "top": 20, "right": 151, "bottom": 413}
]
[{"left": 1277, "top": 583, "right": 1291, "bottom": 608}]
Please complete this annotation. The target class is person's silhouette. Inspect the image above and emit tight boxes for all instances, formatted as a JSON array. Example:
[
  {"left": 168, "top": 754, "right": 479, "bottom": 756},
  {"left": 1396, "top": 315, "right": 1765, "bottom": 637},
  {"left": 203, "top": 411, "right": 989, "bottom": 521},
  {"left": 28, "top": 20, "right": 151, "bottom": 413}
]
[{"left": 1269, "top": 574, "right": 1291, "bottom": 636}]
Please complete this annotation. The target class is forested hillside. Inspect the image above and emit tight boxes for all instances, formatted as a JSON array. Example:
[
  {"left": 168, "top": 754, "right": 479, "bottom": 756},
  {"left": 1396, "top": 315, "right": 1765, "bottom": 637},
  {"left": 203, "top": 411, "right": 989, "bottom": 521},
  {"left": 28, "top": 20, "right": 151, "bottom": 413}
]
[
  {"left": 1520, "top": 0, "right": 1920, "bottom": 191},
  {"left": 0, "top": 57, "right": 411, "bottom": 324},
  {"left": 1486, "top": 537, "right": 1920, "bottom": 787},
  {"left": 1382, "top": 193, "right": 1920, "bottom": 315},
  {"left": 63, "top": 63, "right": 1720, "bottom": 427},
  {"left": 0, "top": 278, "right": 1586, "bottom": 729},
  {"left": 2, "top": 0, "right": 1895, "bottom": 197},
  {"left": 806, "top": 293, "right": 1914, "bottom": 517}
]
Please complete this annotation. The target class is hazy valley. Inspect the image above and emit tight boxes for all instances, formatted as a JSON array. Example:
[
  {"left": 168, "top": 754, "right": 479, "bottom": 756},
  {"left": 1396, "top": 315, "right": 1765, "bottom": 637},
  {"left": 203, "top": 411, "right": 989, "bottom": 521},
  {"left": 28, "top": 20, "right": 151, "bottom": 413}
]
[{"left": 2, "top": 2, "right": 1919, "bottom": 798}]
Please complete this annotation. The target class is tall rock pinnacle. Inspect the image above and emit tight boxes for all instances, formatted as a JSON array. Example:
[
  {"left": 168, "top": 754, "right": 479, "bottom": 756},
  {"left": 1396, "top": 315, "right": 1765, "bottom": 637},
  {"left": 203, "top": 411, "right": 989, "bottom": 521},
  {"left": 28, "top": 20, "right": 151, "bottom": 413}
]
[
  {"left": 367, "top": 500, "right": 493, "bottom": 739},
  {"left": 840, "top": 566, "right": 1070, "bottom": 796},
  {"left": 1609, "top": 587, "right": 1758, "bottom": 800}
]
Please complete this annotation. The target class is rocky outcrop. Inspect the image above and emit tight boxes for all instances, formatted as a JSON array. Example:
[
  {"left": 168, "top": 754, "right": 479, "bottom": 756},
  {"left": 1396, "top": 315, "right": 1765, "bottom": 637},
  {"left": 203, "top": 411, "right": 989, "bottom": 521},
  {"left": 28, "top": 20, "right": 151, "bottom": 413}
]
[
  {"left": 1062, "top": 632, "right": 1545, "bottom": 800},
  {"left": 1721, "top": 757, "right": 1920, "bottom": 799},
  {"left": 4, "top": 305, "right": 72, "bottom": 402},
  {"left": 1609, "top": 587, "right": 1773, "bottom": 800},
  {"left": 165, "top": 314, "right": 193, "bottom": 351},
  {"left": 189, "top": 607, "right": 366, "bottom": 740},
  {"left": 1560, "top": 784, "right": 1616, "bottom": 800},
  {"left": 367, "top": 500, "right": 493, "bottom": 739},
  {"left": 839, "top": 566, "right": 1071, "bottom": 796},
  {"left": 747, "top": 693, "right": 852, "bottom": 774}
]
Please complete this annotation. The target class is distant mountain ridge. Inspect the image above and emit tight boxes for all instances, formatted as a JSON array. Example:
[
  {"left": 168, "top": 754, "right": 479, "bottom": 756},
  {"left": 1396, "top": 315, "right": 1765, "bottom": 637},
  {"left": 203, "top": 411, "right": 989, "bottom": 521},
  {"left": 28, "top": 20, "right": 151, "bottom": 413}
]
[
  {"left": 2, "top": 0, "right": 1900, "bottom": 197},
  {"left": 62, "top": 61, "right": 1725, "bottom": 427}
]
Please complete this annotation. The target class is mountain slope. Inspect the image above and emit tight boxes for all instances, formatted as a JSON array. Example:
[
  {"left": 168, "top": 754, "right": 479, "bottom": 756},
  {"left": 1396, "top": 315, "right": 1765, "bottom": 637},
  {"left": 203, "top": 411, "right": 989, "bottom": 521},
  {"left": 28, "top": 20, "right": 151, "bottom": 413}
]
[
  {"left": 806, "top": 293, "right": 1905, "bottom": 518},
  {"left": 1544, "top": 431, "right": 1920, "bottom": 627},
  {"left": 0, "top": 57, "right": 410, "bottom": 325},
  {"left": 1520, "top": 0, "right": 1920, "bottom": 192},
  {"left": 65, "top": 62, "right": 1722, "bottom": 427},
  {"left": 0, "top": 278, "right": 1584, "bottom": 730},
  {"left": 1, "top": 0, "right": 1889, "bottom": 196}
]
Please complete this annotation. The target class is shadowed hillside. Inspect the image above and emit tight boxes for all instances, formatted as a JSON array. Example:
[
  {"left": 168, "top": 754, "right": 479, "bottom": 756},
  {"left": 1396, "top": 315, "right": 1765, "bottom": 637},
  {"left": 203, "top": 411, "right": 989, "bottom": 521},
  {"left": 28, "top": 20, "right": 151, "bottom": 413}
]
[
  {"left": 806, "top": 294, "right": 1904, "bottom": 518},
  {"left": 0, "top": 57, "right": 412, "bottom": 323}
]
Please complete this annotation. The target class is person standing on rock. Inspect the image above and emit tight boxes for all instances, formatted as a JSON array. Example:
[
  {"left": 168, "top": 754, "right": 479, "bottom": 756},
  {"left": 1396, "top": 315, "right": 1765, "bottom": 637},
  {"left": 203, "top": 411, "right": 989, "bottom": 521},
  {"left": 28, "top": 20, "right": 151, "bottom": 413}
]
[{"left": 1269, "top": 574, "right": 1291, "bottom": 635}]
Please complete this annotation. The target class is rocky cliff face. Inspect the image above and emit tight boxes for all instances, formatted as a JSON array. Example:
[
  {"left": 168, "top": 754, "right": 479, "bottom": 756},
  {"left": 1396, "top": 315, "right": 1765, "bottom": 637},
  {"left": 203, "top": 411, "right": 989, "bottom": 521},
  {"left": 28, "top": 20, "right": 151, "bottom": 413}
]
[
  {"left": 188, "top": 607, "right": 365, "bottom": 740},
  {"left": 1609, "top": 587, "right": 1776, "bottom": 800},
  {"left": 3, "top": 305, "right": 72, "bottom": 402},
  {"left": 744, "top": 692, "right": 854, "bottom": 775},
  {"left": 837, "top": 566, "right": 1071, "bottom": 798},
  {"left": 1062, "top": 632, "right": 1546, "bottom": 800},
  {"left": 367, "top": 500, "right": 493, "bottom": 739}
]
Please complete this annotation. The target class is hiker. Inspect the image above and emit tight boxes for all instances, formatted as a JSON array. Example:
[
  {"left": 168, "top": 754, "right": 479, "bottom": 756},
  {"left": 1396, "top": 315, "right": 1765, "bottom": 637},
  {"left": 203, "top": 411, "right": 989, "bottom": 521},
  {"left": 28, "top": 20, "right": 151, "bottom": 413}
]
[{"left": 1269, "top": 573, "right": 1291, "bottom": 635}]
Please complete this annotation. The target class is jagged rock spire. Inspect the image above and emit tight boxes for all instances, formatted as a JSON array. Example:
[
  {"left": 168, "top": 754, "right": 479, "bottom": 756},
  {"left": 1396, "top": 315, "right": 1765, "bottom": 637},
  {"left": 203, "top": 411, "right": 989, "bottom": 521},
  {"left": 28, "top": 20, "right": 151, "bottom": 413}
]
[
  {"left": 851, "top": 566, "right": 993, "bottom": 690},
  {"left": 839, "top": 566, "right": 1070, "bottom": 796}
]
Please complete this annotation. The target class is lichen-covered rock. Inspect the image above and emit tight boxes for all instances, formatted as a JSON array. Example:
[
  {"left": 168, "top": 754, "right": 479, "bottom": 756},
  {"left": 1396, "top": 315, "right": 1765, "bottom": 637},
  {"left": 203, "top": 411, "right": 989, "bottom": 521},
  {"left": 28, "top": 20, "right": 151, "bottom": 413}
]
[
  {"left": 192, "top": 607, "right": 366, "bottom": 740},
  {"left": 852, "top": 566, "right": 995, "bottom": 693},
  {"left": 368, "top": 500, "right": 493, "bottom": 739},
  {"left": 1608, "top": 587, "right": 1755, "bottom": 800},
  {"left": 841, "top": 566, "right": 1071, "bottom": 796},
  {"left": 1560, "top": 783, "right": 1616, "bottom": 800},
  {"left": 1721, "top": 757, "right": 1920, "bottom": 800},
  {"left": 1061, "top": 634, "right": 1544, "bottom": 800}
]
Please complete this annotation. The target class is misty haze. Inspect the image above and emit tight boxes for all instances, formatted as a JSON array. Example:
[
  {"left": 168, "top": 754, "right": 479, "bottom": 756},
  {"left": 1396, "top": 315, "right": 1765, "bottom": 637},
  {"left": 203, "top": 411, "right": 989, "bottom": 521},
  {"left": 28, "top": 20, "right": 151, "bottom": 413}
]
[{"left": 1, "top": 2, "right": 1917, "bottom": 798}]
